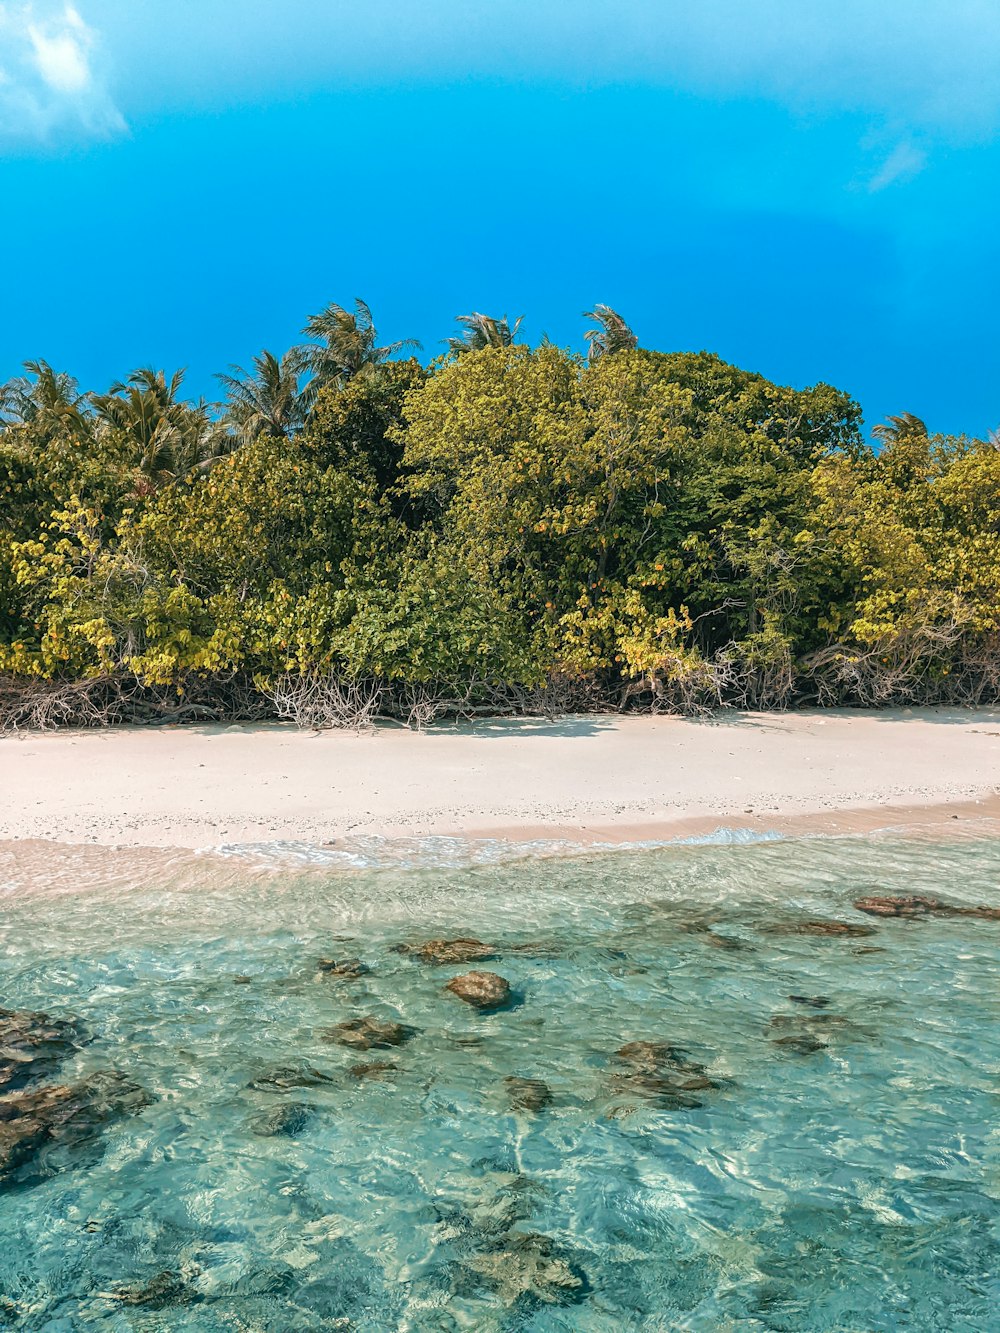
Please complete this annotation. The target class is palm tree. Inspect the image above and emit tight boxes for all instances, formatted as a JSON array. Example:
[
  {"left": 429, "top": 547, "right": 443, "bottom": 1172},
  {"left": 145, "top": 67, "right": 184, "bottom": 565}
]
[
  {"left": 298, "top": 299, "right": 421, "bottom": 389},
  {"left": 447, "top": 312, "right": 524, "bottom": 355},
  {"left": 217, "top": 349, "right": 310, "bottom": 444},
  {"left": 582, "top": 305, "right": 638, "bottom": 363},
  {"left": 92, "top": 368, "right": 232, "bottom": 488},
  {"left": 0, "top": 359, "right": 92, "bottom": 440},
  {"left": 872, "top": 412, "right": 928, "bottom": 445}
]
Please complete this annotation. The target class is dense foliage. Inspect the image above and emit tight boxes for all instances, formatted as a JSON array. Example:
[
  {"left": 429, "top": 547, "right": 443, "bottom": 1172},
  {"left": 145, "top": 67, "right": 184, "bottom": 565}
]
[{"left": 1, "top": 303, "right": 997, "bottom": 728}]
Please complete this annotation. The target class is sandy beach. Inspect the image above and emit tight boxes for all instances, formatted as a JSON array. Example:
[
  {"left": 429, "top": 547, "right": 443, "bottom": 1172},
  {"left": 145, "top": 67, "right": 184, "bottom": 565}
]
[{"left": 1, "top": 708, "right": 999, "bottom": 850}]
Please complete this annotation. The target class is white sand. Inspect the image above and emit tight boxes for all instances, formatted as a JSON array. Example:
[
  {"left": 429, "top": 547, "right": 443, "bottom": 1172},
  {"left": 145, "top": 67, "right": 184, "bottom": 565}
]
[{"left": 1, "top": 709, "right": 999, "bottom": 850}]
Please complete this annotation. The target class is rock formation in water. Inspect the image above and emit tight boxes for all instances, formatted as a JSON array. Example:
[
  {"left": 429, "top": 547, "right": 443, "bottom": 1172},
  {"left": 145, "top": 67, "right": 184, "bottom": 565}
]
[
  {"left": 505, "top": 1076, "right": 553, "bottom": 1112},
  {"left": 611, "top": 1040, "right": 717, "bottom": 1107},
  {"left": 853, "top": 894, "right": 1000, "bottom": 920},
  {"left": 102, "top": 1269, "right": 196, "bottom": 1309},
  {"left": 0, "top": 1008, "right": 151, "bottom": 1190},
  {"left": 773, "top": 919, "right": 876, "bottom": 938},
  {"left": 769, "top": 1011, "right": 866, "bottom": 1056},
  {"left": 446, "top": 971, "right": 511, "bottom": 1010},
  {"left": 349, "top": 1060, "right": 397, "bottom": 1081},
  {"left": 325, "top": 1016, "right": 416, "bottom": 1049},
  {"left": 247, "top": 1065, "right": 335, "bottom": 1092},
  {"left": 0, "top": 1006, "right": 86, "bottom": 1094},
  {"left": 0, "top": 1071, "right": 152, "bottom": 1188},
  {"left": 396, "top": 938, "right": 499, "bottom": 965},
  {"left": 460, "top": 1230, "right": 589, "bottom": 1307},
  {"left": 248, "top": 1101, "right": 315, "bottom": 1137},
  {"left": 317, "top": 957, "right": 371, "bottom": 979}
]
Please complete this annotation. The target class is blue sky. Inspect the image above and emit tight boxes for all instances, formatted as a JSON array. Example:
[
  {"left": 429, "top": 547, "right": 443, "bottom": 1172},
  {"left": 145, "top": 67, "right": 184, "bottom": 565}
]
[{"left": 0, "top": 1, "right": 997, "bottom": 438}]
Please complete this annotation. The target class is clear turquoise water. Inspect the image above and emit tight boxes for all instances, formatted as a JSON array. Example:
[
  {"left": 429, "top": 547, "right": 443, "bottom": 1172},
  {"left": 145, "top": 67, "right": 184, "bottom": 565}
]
[{"left": 2, "top": 833, "right": 1000, "bottom": 1331}]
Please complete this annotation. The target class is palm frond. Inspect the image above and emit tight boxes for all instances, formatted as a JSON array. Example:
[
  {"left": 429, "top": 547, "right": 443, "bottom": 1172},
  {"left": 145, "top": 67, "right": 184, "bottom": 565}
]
[
  {"left": 447, "top": 312, "right": 524, "bottom": 354},
  {"left": 582, "top": 305, "right": 638, "bottom": 363}
]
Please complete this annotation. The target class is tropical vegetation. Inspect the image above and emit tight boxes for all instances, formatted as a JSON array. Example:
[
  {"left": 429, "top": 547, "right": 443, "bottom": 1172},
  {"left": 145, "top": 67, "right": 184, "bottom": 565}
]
[{"left": 1, "top": 301, "right": 997, "bottom": 728}]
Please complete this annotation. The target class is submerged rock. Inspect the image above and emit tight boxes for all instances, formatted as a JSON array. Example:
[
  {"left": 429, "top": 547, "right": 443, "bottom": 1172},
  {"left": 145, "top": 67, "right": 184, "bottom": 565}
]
[
  {"left": 232, "top": 975, "right": 252, "bottom": 985},
  {"left": 0, "top": 1007, "right": 85, "bottom": 1094},
  {"left": 349, "top": 1060, "right": 397, "bottom": 1081},
  {"left": 772, "top": 1033, "right": 827, "bottom": 1055},
  {"left": 446, "top": 971, "right": 511, "bottom": 1011},
  {"left": 461, "top": 1230, "right": 589, "bottom": 1307},
  {"left": 324, "top": 1016, "right": 416, "bottom": 1050},
  {"left": 611, "top": 1041, "right": 718, "bottom": 1107},
  {"left": 317, "top": 958, "right": 371, "bottom": 980},
  {"left": 396, "top": 938, "right": 498, "bottom": 965},
  {"left": 248, "top": 1101, "right": 314, "bottom": 1137},
  {"left": 776, "top": 919, "right": 876, "bottom": 938},
  {"left": 853, "top": 894, "right": 1000, "bottom": 920},
  {"left": 0, "top": 1071, "right": 152, "bottom": 1187},
  {"left": 769, "top": 1011, "right": 863, "bottom": 1055},
  {"left": 104, "top": 1270, "right": 193, "bottom": 1309},
  {"left": 504, "top": 940, "right": 563, "bottom": 958},
  {"left": 505, "top": 1077, "right": 553, "bottom": 1113},
  {"left": 853, "top": 895, "right": 948, "bottom": 918},
  {"left": 247, "top": 1066, "right": 335, "bottom": 1092},
  {"left": 706, "top": 932, "right": 748, "bottom": 952}
]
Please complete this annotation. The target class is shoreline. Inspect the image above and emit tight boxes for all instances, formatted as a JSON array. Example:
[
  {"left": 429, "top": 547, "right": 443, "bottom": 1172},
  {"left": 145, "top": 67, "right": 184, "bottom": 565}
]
[{"left": 1, "top": 708, "right": 999, "bottom": 852}]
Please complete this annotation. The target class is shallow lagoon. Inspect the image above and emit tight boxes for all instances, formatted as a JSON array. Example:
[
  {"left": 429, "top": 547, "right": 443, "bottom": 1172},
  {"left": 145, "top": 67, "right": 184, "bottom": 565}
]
[{"left": 2, "top": 833, "right": 999, "bottom": 1330}]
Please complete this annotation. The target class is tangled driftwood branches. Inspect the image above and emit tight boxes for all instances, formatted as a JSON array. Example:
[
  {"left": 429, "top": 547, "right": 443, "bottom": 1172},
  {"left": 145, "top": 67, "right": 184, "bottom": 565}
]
[{"left": 0, "top": 673, "right": 270, "bottom": 735}]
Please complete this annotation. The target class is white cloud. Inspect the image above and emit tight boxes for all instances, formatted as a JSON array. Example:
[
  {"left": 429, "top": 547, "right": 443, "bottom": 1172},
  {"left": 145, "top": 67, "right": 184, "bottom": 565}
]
[
  {"left": 81, "top": 0, "right": 1000, "bottom": 144},
  {"left": 0, "top": 2, "right": 125, "bottom": 145}
]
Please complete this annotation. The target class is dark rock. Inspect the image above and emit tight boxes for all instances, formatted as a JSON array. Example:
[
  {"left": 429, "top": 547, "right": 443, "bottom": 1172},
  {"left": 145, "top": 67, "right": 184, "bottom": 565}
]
[
  {"left": 853, "top": 895, "right": 947, "bottom": 918},
  {"left": 317, "top": 958, "right": 371, "bottom": 980},
  {"left": 777, "top": 920, "right": 876, "bottom": 938},
  {"left": 504, "top": 941, "right": 562, "bottom": 958},
  {"left": 324, "top": 1016, "right": 416, "bottom": 1050},
  {"left": 0, "top": 1007, "right": 85, "bottom": 1094},
  {"left": 349, "top": 1061, "right": 397, "bottom": 1081},
  {"left": 788, "top": 995, "right": 830, "bottom": 1008},
  {"left": 397, "top": 938, "right": 498, "bottom": 965},
  {"left": 616, "top": 1040, "right": 697, "bottom": 1071},
  {"left": 612, "top": 1041, "right": 718, "bottom": 1107},
  {"left": 853, "top": 894, "right": 1000, "bottom": 920},
  {"left": 0, "top": 1071, "right": 152, "bottom": 1187},
  {"left": 247, "top": 1066, "right": 335, "bottom": 1092},
  {"left": 248, "top": 1101, "right": 314, "bottom": 1137},
  {"left": 773, "top": 1034, "right": 828, "bottom": 1055},
  {"left": 706, "top": 932, "right": 747, "bottom": 951},
  {"left": 461, "top": 1230, "right": 589, "bottom": 1307},
  {"left": 505, "top": 1077, "right": 553, "bottom": 1112},
  {"left": 446, "top": 971, "right": 511, "bottom": 1011},
  {"left": 769, "top": 1010, "right": 863, "bottom": 1054},
  {"left": 105, "top": 1270, "right": 192, "bottom": 1308}
]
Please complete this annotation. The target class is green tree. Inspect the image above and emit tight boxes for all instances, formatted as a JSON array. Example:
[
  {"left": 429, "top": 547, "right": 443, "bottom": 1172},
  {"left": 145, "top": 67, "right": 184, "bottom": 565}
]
[
  {"left": 582, "top": 305, "right": 638, "bottom": 362},
  {"left": 0, "top": 360, "right": 92, "bottom": 443},
  {"left": 303, "top": 358, "right": 426, "bottom": 496},
  {"left": 447, "top": 312, "right": 524, "bottom": 354},
  {"left": 298, "top": 299, "right": 421, "bottom": 390},
  {"left": 91, "top": 368, "right": 233, "bottom": 490},
  {"left": 218, "top": 349, "right": 311, "bottom": 444}
]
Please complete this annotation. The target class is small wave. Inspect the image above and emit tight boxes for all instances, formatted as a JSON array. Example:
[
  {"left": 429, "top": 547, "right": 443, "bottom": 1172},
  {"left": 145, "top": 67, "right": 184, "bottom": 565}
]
[{"left": 202, "top": 825, "right": 785, "bottom": 871}]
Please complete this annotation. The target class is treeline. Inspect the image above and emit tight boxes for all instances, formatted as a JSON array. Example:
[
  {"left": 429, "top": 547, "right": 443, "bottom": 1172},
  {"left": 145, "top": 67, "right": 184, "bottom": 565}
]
[{"left": 1, "top": 301, "right": 998, "bottom": 729}]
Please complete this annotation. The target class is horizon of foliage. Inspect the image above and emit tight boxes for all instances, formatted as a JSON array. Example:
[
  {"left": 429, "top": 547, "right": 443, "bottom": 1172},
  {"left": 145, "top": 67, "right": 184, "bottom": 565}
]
[{"left": 1, "top": 300, "right": 998, "bottom": 729}]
